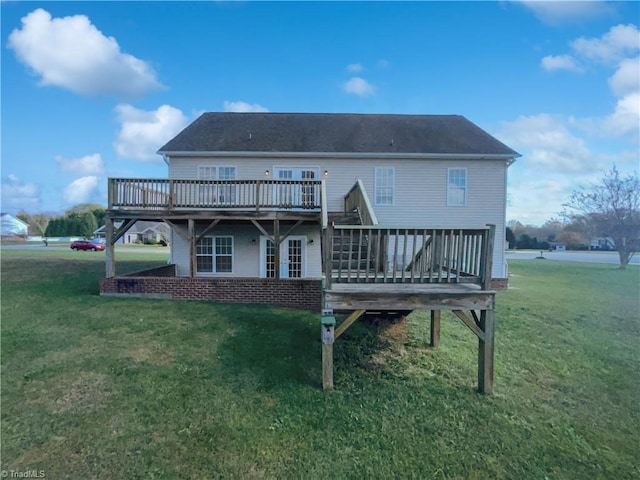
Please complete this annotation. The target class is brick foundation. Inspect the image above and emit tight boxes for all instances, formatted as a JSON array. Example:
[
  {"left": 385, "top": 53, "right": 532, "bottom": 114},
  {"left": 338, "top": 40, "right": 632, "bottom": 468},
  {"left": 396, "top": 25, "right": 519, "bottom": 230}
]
[
  {"left": 490, "top": 278, "right": 508, "bottom": 290},
  {"left": 100, "top": 275, "right": 323, "bottom": 311}
]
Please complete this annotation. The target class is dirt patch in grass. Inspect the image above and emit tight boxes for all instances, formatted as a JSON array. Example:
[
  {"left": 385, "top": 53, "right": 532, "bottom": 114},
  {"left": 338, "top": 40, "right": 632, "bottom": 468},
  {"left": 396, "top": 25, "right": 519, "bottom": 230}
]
[
  {"left": 52, "top": 372, "right": 112, "bottom": 414},
  {"left": 126, "top": 344, "right": 176, "bottom": 366},
  {"left": 368, "top": 315, "right": 410, "bottom": 368},
  {"left": 13, "top": 444, "right": 93, "bottom": 478}
]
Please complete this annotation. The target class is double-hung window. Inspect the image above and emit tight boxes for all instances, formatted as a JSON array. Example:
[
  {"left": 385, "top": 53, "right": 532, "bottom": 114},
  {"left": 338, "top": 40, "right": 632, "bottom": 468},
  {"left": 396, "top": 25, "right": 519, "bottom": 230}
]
[
  {"left": 447, "top": 168, "right": 467, "bottom": 206},
  {"left": 374, "top": 167, "right": 395, "bottom": 206},
  {"left": 197, "top": 166, "right": 237, "bottom": 205},
  {"left": 196, "top": 236, "right": 234, "bottom": 273}
]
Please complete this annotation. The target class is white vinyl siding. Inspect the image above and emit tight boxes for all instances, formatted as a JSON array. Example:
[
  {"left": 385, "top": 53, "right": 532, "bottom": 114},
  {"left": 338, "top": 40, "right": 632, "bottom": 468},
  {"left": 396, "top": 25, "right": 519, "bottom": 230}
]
[
  {"left": 173, "top": 223, "right": 322, "bottom": 278},
  {"left": 374, "top": 167, "right": 395, "bottom": 206},
  {"left": 168, "top": 156, "right": 509, "bottom": 278},
  {"left": 196, "top": 236, "right": 234, "bottom": 273},
  {"left": 447, "top": 168, "right": 467, "bottom": 206}
]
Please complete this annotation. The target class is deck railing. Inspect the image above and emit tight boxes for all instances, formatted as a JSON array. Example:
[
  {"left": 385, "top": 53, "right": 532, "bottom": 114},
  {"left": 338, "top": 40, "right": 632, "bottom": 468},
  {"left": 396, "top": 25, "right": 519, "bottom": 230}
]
[
  {"left": 325, "top": 225, "right": 495, "bottom": 288},
  {"left": 108, "top": 178, "right": 323, "bottom": 211}
]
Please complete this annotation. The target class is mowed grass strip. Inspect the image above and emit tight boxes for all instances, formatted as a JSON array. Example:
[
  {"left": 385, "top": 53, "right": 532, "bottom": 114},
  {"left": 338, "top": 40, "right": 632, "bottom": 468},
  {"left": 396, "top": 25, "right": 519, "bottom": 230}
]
[{"left": 1, "top": 250, "right": 639, "bottom": 479}]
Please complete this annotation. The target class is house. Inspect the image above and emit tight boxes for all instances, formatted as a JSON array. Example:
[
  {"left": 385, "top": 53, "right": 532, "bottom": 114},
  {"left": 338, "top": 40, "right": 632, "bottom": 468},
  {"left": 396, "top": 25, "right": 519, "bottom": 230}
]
[
  {"left": 590, "top": 237, "right": 615, "bottom": 251},
  {"left": 548, "top": 242, "right": 566, "bottom": 251},
  {"left": 0, "top": 213, "right": 28, "bottom": 238},
  {"left": 100, "top": 112, "right": 520, "bottom": 393},
  {"left": 94, "top": 221, "right": 169, "bottom": 244}
]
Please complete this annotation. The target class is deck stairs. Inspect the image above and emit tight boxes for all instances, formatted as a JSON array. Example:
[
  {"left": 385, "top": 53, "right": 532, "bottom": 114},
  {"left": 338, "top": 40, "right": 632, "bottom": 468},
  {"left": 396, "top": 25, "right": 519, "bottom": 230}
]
[{"left": 327, "top": 211, "right": 371, "bottom": 272}]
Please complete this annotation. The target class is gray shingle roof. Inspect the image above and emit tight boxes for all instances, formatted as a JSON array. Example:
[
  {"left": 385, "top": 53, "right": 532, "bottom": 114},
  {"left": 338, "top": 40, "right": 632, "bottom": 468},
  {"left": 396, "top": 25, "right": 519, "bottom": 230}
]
[{"left": 158, "top": 113, "right": 519, "bottom": 157}]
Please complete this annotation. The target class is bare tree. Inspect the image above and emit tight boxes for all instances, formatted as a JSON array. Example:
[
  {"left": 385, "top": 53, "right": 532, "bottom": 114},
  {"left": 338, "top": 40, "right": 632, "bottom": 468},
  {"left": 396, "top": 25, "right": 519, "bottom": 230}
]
[{"left": 564, "top": 167, "right": 640, "bottom": 269}]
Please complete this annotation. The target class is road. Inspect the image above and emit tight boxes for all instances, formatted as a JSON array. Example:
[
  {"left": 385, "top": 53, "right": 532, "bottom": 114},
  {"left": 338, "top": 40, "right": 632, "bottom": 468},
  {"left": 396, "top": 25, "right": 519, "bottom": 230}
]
[
  {"left": 1, "top": 243, "right": 169, "bottom": 254},
  {"left": 506, "top": 250, "right": 639, "bottom": 265},
  {"left": 3, "top": 243, "right": 637, "bottom": 265}
]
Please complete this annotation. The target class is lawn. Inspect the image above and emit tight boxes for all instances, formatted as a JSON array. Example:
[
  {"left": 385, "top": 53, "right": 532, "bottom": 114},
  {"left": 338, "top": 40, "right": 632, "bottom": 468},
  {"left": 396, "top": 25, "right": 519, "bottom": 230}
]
[{"left": 1, "top": 250, "right": 639, "bottom": 479}]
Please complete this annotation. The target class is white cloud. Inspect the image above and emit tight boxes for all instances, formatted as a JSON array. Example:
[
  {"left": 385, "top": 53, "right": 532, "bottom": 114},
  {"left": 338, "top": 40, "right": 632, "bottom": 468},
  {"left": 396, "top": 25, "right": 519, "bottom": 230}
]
[
  {"left": 346, "top": 63, "right": 363, "bottom": 73},
  {"left": 516, "top": 0, "right": 616, "bottom": 25},
  {"left": 55, "top": 153, "right": 105, "bottom": 175},
  {"left": 601, "top": 92, "right": 640, "bottom": 139},
  {"left": 114, "top": 104, "right": 189, "bottom": 161},
  {"left": 63, "top": 176, "right": 99, "bottom": 205},
  {"left": 500, "top": 111, "right": 639, "bottom": 224},
  {"left": 541, "top": 54, "right": 582, "bottom": 72},
  {"left": 223, "top": 101, "right": 269, "bottom": 113},
  {"left": 7, "top": 8, "right": 163, "bottom": 99},
  {"left": 541, "top": 25, "right": 640, "bottom": 142},
  {"left": 507, "top": 176, "right": 575, "bottom": 225},
  {"left": 1, "top": 174, "right": 41, "bottom": 212},
  {"left": 343, "top": 76, "right": 375, "bottom": 96},
  {"left": 608, "top": 56, "right": 640, "bottom": 97},
  {"left": 571, "top": 24, "right": 640, "bottom": 65},
  {"left": 498, "top": 114, "right": 594, "bottom": 173},
  {"left": 377, "top": 59, "right": 390, "bottom": 68}
]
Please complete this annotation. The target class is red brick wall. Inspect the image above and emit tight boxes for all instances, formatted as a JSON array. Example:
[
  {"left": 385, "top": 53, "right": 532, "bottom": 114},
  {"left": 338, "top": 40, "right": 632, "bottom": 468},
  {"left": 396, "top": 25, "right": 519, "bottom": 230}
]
[
  {"left": 100, "top": 276, "right": 323, "bottom": 311},
  {"left": 490, "top": 278, "right": 508, "bottom": 290}
]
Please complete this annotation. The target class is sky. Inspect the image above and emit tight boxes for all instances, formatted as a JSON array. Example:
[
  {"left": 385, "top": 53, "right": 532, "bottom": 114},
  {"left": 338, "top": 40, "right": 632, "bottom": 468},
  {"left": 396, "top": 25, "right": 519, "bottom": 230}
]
[{"left": 1, "top": 1, "right": 638, "bottom": 225}]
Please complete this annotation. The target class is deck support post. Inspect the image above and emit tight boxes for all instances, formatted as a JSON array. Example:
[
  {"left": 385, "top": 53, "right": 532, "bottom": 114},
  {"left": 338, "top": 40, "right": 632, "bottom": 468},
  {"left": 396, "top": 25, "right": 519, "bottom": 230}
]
[
  {"left": 188, "top": 219, "right": 196, "bottom": 277},
  {"left": 321, "top": 310, "right": 336, "bottom": 389},
  {"left": 478, "top": 309, "right": 495, "bottom": 394},
  {"left": 105, "top": 217, "right": 115, "bottom": 278},
  {"left": 274, "top": 219, "right": 281, "bottom": 279},
  {"left": 430, "top": 310, "right": 441, "bottom": 348}
]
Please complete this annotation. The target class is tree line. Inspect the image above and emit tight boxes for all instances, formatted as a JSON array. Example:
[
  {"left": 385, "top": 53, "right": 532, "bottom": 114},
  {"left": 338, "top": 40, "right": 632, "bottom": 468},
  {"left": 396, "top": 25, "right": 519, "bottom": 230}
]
[
  {"left": 508, "top": 167, "right": 639, "bottom": 269},
  {"left": 506, "top": 218, "right": 591, "bottom": 251},
  {"left": 12, "top": 168, "right": 639, "bottom": 269},
  {"left": 17, "top": 204, "right": 106, "bottom": 239}
]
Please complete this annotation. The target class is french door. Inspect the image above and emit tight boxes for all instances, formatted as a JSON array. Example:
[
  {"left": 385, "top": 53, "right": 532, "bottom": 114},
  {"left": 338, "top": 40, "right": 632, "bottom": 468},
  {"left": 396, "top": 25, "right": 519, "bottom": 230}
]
[
  {"left": 273, "top": 167, "right": 319, "bottom": 208},
  {"left": 260, "top": 236, "right": 306, "bottom": 278}
]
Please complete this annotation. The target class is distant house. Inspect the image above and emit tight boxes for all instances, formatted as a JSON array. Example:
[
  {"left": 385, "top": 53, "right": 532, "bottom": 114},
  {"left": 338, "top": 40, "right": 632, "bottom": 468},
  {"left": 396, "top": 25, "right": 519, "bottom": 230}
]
[
  {"left": 590, "top": 237, "right": 615, "bottom": 251},
  {"left": 548, "top": 242, "right": 566, "bottom": 251},
  {"left": 94, "top": 221, "right": 169, "bottom": 244},
  {"left": 0, "top": 213, "right": 28, "bottom": 238}
]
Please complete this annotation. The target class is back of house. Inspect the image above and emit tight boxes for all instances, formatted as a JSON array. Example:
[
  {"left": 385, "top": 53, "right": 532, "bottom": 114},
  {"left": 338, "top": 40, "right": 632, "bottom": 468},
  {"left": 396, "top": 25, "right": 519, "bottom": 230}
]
[{"left": 155, "top": 112, "right": 519, "bottom": 286}]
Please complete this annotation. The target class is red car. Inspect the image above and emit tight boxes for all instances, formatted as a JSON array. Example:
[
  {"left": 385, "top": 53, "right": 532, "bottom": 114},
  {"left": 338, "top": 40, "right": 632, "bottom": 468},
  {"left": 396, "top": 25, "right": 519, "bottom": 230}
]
[{"left": 70, "top": 240, "right": 105, "bottom": 251}]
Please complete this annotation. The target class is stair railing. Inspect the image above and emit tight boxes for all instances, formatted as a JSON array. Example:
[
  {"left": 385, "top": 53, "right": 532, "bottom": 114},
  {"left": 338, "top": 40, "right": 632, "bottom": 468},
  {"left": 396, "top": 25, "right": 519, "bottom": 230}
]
[{"left": 344, "top": 179, "right": 378, "bottom": 226}]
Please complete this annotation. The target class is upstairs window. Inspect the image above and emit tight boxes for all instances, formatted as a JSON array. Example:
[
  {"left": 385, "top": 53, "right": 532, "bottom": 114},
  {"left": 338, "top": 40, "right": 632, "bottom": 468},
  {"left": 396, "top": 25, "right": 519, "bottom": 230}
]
[
  {"left": 374, "top": 167, "right": 395, "bottom": 206},
  {"left": 197, "top": 166, "right": 237, "bottom": 205},
  {"left": 447, "top": 168, "right": 467, "bottom": 206}
]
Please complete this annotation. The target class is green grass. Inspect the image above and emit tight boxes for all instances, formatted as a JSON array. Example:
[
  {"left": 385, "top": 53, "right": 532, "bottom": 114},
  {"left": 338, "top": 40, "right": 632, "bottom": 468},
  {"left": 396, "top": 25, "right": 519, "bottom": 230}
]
[{"left": 2, "top": 250, "right": 639, "bottom": 479}]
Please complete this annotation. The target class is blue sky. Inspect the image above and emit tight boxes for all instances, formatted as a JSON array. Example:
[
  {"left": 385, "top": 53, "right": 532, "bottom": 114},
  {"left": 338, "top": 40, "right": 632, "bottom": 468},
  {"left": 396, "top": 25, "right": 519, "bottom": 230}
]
[{"left": 1, "top": 1, "right": 638, "bottom": 225}]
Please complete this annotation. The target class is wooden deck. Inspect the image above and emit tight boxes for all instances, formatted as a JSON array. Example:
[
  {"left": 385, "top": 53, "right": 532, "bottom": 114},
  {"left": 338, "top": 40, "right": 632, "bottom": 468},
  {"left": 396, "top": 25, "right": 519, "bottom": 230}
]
[
  {"left": 324, "top": 283, "right": 495, "bottom": 311},
  {"left": 321, "top": 222, "right": 498, "bottom": 394},
  {"left": 103, "top": 176, "right": 499, "bottom": 394},
  {"left": 108, "top": 177, "right": 325, "bottom": 213}
]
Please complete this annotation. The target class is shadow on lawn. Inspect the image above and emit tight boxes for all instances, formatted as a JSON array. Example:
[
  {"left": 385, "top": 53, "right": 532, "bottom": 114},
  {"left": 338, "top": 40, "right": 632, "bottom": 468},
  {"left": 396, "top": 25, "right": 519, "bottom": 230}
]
[
  {"left": 214, "top": 306, "right": 439, "bottom": 392},
  {"left": 214, "top": 304, "right": 322, "bottom": 390}
]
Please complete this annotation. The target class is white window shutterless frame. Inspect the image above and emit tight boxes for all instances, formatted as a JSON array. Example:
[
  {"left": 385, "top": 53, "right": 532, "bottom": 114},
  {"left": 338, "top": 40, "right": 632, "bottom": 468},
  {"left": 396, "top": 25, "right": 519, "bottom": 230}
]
[
  {"left": 374, "top": 167, "right": 395, "bottom": 206},
  {"left": 197, "top": 166, "right": 237, "bottom": 206},
  {"left": 447, "top": 168, "right": 467, "bottom": 206},
  {"left": 196, "top": 236, "right": 234, "bottom": 273}
]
